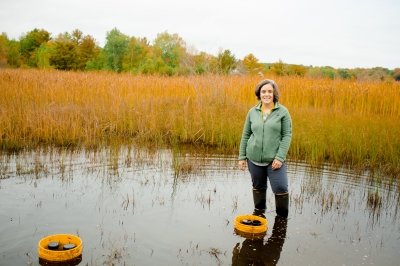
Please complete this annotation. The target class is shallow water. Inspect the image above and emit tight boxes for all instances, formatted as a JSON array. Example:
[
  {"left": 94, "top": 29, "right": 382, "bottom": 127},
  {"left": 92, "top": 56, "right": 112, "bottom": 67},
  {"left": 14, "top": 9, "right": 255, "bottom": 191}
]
[{"left": 0, "top": 147, "right": 399, "bottom": 265}]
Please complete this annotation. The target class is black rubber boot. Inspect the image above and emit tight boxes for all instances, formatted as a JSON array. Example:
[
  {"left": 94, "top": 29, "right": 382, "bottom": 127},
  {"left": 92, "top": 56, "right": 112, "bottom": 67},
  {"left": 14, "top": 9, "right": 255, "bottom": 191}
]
[
  {"left": 252, "top": 189, "right": 266, "bottom": 218},
  {"left": 275, "top": 193, "right": 289, "bottom": 218}
]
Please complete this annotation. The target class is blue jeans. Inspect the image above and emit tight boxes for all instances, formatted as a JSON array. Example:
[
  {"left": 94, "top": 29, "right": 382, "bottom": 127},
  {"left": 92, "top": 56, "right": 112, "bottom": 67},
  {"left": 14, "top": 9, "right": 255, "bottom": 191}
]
[{"left": 247, "top": 160, "right": 288, "bottom": 194}]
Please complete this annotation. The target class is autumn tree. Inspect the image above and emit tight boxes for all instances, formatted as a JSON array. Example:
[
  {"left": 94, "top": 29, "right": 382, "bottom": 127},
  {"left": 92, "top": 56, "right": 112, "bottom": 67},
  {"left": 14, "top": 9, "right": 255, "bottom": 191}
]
[
  {"left": 242, "top": 53, "right": 263, "bottom": 74},
  {"left": 270, "top": 60, "right": 286, "bottom": 76},
  {"left": 49, "top": 33, "right": 79, "bottom": 70},
  {"left": 0, "top": 33, "right": 8, "bottom": 67},
  {"left": 192, "top": 52, "right": 215, "bottom": 74},
  {"left": 78, "top": 35, "right": 100, "bottom": 70},
  {"left": 71, "top": 29, "right": 83, "bottom": 44},
  {"left": 286, "top": 64, "right": 308, "bottom": 77},
  {"left": 393, "top": 68, "right": 400, "bottom": 81},
  {"left": 45, "top": 29, "right": 100, "bottom": 71}
]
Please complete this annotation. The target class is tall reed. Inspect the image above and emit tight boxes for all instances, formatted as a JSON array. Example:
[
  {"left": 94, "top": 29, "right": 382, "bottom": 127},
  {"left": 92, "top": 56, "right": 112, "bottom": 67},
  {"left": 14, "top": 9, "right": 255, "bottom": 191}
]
[{"left": 1, "top": 69, "right": 399, "bottom": 176}]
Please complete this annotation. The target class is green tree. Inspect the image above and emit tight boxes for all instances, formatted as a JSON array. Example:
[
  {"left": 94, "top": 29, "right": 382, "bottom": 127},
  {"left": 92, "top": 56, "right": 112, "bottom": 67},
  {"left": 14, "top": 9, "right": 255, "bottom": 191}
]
[
  {"left": 123, "top": 37, "right": 151, "bottom": 73},
  {"left": 36, "top": 42, "right": 53, "bottom": 69},
  {"left": 19, "top": 28, "right": 50, "bottom": 67},
  {"left": 103, "top": 28, "right": 129, "bottom": 72},
  {"left": 217, "top": 49, "right": 237, "bottom": 74},
  {"left": 308, "top": 66, "right": 336, "bottom": 79},
  {"left": 153, "top": 32, "right": 187, "bottom": 75},
  {"left": 337, "top": 68, "right": 355, "bottom": 80},
  {"left": 192, "top": 52, "right": 215, "bottom": 74},
  {"left": 141, "top": 57, "right": 169, "bottom": 75},
  {"left": 85, "top": 50, "right": 106, "bottom": 71},
  {"left": 6, "top": 40, "right": 21, "bottom": 67},
  {"left": 321, "top": 66, "right": 336, "bottom": 79}
]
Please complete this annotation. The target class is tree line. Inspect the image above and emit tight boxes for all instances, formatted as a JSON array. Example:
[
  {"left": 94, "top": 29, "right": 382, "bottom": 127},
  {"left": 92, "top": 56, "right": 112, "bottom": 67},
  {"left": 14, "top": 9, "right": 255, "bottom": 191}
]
[{"left": 0, "top": 28, "right": 399, "bottom": 81}]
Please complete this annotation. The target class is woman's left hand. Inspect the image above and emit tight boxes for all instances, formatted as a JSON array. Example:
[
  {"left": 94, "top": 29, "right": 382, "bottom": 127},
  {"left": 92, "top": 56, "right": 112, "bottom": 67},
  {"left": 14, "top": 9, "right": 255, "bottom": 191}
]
[{"left": 271, "top": 159, "right": 282, "bottom": 170}]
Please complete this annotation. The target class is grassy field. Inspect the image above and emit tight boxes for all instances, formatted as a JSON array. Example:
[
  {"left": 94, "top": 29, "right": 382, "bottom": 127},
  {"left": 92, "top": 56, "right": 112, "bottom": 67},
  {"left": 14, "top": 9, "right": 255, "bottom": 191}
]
[{"left": 1, "top": 69, "right": 399, "bottom": 177}]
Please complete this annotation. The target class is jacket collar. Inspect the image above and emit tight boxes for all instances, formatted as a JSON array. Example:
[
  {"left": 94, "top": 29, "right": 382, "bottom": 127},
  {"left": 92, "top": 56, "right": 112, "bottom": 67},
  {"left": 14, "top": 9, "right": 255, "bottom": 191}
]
[{"left": 256, "top": 101, "right": 279, "bottom": 111}]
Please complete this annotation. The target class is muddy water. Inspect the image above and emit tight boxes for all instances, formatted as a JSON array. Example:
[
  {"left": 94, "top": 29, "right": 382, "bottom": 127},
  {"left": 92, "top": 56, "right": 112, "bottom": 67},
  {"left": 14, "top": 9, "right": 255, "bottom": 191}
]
[{"left": 0, "top": 147, "right": 399, "bottom": 265}]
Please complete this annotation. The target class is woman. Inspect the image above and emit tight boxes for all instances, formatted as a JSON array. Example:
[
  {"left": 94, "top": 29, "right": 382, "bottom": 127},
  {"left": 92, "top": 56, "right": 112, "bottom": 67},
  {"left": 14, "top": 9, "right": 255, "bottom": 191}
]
[{"left": 238, "top": 79, "right": 292, "bottom": 218}]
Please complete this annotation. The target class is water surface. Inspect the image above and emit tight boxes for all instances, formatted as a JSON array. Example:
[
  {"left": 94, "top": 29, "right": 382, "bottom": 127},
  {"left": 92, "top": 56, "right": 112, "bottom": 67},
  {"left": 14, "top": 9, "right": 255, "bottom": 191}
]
[{"left": 0, "top": 147, "right": 399, "bottom": 265}]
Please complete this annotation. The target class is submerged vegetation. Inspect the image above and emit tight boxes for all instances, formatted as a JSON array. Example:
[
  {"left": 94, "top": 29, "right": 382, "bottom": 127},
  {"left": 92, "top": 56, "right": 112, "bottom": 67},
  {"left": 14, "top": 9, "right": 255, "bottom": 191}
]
[{"left": 0, "top": 69, "right": 399, "bottom": 176}]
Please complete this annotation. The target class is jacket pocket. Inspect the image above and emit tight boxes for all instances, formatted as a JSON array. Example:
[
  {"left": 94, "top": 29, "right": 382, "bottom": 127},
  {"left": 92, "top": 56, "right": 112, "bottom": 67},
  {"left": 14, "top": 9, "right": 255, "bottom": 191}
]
[{"left": 246, "top": 134, "right": 255, "bottom": 155}]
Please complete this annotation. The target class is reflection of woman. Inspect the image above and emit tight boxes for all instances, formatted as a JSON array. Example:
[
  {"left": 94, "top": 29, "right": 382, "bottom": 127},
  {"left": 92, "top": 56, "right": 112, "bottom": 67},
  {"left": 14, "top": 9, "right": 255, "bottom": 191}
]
[
  {"left": 238, "top": 79, "right": 292, "bottom": 218},
  {"left": 232, "top": 216, "right": 288, "bottom": 265}
]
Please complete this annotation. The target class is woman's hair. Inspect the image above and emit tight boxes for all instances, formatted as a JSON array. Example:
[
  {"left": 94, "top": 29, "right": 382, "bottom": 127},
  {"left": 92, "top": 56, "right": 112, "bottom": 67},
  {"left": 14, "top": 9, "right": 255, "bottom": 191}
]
[{"left": 254, "top": 79, "right": 280, "bottom": 103}]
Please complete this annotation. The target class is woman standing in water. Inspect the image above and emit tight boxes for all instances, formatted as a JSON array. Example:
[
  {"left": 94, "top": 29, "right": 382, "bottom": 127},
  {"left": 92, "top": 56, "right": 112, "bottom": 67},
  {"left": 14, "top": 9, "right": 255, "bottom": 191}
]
[{"left": 238, "top": 79, "right": 292, "bottom": 218}]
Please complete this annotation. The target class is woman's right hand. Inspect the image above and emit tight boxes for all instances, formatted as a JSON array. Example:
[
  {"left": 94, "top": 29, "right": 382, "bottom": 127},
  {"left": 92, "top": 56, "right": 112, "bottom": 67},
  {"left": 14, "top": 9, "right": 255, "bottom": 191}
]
[{"left": 238, "top": 160, "right": 247, "bottom": 171}]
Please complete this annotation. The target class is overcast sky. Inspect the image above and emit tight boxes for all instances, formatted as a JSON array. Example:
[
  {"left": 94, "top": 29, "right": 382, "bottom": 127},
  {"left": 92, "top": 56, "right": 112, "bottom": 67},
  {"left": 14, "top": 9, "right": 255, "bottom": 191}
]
[{"left": 1, "top": 0, "right": 399, "bottom": 69}]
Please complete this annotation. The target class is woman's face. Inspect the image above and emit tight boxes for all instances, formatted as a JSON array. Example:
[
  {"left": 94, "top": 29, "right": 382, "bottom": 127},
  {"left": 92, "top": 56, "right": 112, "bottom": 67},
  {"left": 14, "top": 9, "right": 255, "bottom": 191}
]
[{"left": 260, "top": 84, "right": 274, "bottom": 105}]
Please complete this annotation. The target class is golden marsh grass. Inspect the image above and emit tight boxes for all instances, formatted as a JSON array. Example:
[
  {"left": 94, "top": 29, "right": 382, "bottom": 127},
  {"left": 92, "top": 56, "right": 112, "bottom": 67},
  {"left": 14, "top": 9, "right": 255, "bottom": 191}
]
[{"left": 0, "top": 69, "right": 399, "bottom": 176}]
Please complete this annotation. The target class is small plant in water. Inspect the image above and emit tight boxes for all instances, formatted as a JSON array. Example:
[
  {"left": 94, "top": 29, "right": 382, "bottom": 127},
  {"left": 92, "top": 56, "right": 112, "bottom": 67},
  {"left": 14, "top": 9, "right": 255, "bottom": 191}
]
[
  {"left": 232, "top": 195, "right": 238, "bottom": 212},
  {"left": 121, "top": 192, "right": 135, "bottom": 212},
  {"left": 207, "top": 247, "right": 225, "bottom": 264},
  {"left": 367, "top": 189, "right": 382, "bottom": 214}
]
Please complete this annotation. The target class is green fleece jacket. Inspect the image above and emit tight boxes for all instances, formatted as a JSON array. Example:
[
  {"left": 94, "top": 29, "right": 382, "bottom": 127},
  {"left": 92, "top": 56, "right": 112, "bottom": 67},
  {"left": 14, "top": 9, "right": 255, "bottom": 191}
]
[{"left": 238, "top": 102, "right": 292, "bottom": 163}]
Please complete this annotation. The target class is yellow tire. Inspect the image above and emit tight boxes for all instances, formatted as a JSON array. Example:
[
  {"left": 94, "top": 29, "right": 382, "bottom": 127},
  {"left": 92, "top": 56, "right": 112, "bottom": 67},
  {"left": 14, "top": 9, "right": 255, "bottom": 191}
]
[
  {"left": 234, "top": 214, "right": 268, "bottom": 236},
  {"left": 38, "top": 234, "right": 83, "bottom": 262}
]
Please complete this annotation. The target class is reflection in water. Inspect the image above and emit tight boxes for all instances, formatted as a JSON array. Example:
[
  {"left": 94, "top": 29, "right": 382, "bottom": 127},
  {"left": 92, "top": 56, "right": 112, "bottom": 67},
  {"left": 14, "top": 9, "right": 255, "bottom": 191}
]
[
  {"left": 0, "top": 146, "right": 399, "bottom": 265},
  {"left": 232, "top": 216, "right": 287, "bottom": 266},
  {"left": 39, "top": 255, "right": 82, "bottom": 266},
  {"left": 289, "top": 161, "right": 400, "bottom": 228}
]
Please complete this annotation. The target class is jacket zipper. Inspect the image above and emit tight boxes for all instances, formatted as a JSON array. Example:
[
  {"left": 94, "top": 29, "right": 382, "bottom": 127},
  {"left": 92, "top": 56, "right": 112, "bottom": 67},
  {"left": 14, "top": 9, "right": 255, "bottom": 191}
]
[
  {"left": 261, "top": 110, "right": 265, "bottom": 162},
  {"left": 260, "top": 108, "right": 274, "bottom": 162}
]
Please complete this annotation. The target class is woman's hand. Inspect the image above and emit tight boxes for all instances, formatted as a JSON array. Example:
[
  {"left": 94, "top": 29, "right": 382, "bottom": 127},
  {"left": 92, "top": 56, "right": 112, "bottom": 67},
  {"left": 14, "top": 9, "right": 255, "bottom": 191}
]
[
  {"left": 272, "top": 159, "right": 282, "bottom": 170},
  {"left": 238, "top": 160, "right": 247, "bottom": 171}
]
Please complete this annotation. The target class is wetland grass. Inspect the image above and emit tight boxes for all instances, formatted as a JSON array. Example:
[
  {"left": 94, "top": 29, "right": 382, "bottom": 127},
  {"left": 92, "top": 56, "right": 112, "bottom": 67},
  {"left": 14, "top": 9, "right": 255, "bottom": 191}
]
[
  {"left": 1, "top": 69, "right": 399, "bottom": 176},
  {"left": 366, "top": 189, "right": 382, "bottom": 214}
]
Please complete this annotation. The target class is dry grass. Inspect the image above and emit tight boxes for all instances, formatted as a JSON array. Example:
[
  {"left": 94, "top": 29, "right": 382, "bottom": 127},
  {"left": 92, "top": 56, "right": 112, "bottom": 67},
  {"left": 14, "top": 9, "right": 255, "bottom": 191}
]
[{"left": 1, "top": 69, "right": 399, "bottom": 176}]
